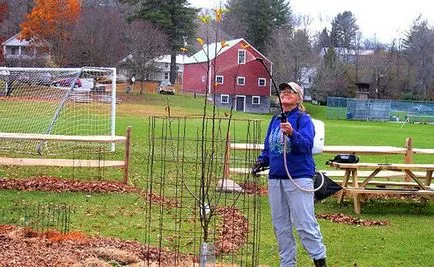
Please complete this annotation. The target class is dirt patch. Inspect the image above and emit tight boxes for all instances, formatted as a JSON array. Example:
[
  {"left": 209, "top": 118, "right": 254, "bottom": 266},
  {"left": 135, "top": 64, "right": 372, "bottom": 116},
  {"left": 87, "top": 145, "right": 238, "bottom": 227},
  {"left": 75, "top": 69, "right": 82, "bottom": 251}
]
[
  {"left": 240, "top": 182, "right": 268, "bottom": 196},
  {"left": 316, "top": 213, "right": 389, "bottom": 226}
]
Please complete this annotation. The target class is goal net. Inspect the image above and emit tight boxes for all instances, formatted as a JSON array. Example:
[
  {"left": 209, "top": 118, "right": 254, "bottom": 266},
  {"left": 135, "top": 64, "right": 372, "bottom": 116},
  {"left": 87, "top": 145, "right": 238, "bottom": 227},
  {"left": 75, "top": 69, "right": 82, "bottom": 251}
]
[{"left": 0, "top": 67, "right": 117, "bottom": 155}]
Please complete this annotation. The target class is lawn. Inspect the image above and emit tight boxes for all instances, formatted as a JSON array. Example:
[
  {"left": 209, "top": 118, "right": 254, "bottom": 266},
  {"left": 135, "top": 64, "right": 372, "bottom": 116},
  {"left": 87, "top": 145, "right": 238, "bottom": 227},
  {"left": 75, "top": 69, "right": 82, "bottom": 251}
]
[{"left": 1, "top": 91, "right": 433, "bottom": 267}]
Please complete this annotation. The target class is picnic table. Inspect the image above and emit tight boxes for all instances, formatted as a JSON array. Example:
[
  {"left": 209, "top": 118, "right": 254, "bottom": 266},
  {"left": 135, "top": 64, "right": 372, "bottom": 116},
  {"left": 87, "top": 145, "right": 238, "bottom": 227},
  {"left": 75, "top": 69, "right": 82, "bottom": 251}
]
[
  {"left": 329, "top": 162, "right": 434, "bottom": 214},
  {"left": 230, "top": 144, "right": 412, "bottom": 155}
]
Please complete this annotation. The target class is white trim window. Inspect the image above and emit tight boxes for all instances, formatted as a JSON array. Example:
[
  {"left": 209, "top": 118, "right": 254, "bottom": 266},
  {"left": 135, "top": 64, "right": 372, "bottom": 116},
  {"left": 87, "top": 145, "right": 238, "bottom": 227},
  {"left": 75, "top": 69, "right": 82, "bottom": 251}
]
[
  {"left": 258, "top": 78, "right": 266, "bottom": 87},
  {"left": 164, "top": 72, "right": 169, "bottom": 80},
  {"left": 216, "top": 75, "right": 224, "bottom": 84},
  {"left": 252, "top": 96, "right": 260, "bottom": 105},
  {"left": 221, "top": 94, "right": 229, "bottom": 104},
  {"left": 238, "top": 49, "right": 246, "bottom": 64},
  {"left": 237, "top": 76, "right": 245, "bottom": 86}
]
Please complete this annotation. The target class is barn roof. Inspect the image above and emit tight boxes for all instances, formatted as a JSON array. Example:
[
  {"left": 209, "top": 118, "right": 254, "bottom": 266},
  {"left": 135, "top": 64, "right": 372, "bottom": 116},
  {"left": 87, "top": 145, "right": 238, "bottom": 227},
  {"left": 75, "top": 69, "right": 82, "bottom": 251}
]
[{"left": 184, "top": 38, "right": 271, "bottom": 64}]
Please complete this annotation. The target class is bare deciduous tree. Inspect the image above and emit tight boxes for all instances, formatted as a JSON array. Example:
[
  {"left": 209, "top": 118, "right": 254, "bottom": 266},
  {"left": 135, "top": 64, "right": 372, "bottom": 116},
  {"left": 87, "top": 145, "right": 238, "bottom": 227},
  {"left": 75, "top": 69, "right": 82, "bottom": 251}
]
[
  {"left": 266, "top": 26, "right": 315, "bottom": 84},
  {"left": 67, "top": 6, "right": 128, "bottom": 67},
  {"left": 402, "top": 17, "right": 434, "bottom": 99},
  {"left": 122, "top": 20, "right": 169, "bottom": 94}
]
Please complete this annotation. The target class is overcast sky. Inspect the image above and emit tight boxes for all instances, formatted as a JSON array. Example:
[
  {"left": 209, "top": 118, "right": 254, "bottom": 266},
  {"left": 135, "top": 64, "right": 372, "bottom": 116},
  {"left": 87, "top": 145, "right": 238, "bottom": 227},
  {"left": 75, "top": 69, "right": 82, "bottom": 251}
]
[{"left": 187, "top": 0, "right": 433, "bottom": 44}]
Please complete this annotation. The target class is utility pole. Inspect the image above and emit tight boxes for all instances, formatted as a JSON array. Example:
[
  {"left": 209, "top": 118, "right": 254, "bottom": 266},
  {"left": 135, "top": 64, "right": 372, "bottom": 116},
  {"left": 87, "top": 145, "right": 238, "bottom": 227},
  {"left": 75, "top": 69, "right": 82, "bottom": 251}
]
[{"left": 375, "top": 71, "right": 383, "bottom": 99}]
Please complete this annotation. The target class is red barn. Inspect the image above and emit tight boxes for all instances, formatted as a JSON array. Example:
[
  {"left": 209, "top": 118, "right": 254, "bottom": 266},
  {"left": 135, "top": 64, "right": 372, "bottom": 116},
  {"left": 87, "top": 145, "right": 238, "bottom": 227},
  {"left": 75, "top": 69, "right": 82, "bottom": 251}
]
[{"left": 183, "top": 38, "right": 272, "bottom": 113}]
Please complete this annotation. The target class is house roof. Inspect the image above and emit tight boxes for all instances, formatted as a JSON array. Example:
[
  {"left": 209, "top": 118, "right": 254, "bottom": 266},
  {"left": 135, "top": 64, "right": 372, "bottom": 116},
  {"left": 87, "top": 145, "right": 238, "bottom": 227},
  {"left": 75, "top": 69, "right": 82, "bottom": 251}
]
[
  {"left": 120, "top": 54, "right": 188, "bottom": 65},
  {"left": 154, "top": 54, "right": 189, "bottom": 64},
  {"left": 1, "top": 32, "right": 51, "bottom": 47},
  {"left": 183, "top": 38, "right": 271, "bottom": 64}
]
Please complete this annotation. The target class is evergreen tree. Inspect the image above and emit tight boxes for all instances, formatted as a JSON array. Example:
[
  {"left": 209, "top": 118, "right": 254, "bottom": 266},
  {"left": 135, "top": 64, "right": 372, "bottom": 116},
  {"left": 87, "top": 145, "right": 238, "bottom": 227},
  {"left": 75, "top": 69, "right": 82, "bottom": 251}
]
[
  {"left": 402, "top": 17, "right": 434, "bottom": 99},
  {"left": 330, "top": 11, "right": 359, "bottom": 49},
  {"left": 315, "top": 27, "right": 331, "bottom": 52},
  {"left": 223, "top": 0, "right": 291, "bottom": 53},
  {"left": 124, "top": 0, "right": 198, "bottom": 84}
]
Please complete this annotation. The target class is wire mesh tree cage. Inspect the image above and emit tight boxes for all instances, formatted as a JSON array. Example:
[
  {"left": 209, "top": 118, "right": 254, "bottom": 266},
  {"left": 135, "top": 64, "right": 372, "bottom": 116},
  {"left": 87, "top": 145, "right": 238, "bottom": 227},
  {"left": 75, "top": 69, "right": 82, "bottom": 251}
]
[{"left": 144, "top": 116, "right": 263, "bottom": 266}]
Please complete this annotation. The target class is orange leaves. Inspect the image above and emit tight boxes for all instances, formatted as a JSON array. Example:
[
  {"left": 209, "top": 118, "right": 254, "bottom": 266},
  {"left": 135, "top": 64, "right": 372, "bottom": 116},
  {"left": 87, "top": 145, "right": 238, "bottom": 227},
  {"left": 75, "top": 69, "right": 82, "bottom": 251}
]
[
  {"left": 220, "top": 40, "right": 229, "bottom": 48},
  {"left": 20, "top": 0, "right": 81, "bottom": 41},
  {"left": 241, "top": 43, "right": 250, "bottom": 49}
]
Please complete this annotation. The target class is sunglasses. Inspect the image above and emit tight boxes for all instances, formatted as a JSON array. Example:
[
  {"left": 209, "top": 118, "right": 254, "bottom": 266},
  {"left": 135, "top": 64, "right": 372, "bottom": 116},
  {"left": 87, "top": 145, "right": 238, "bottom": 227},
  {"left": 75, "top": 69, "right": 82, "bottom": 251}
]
[{"left": 280, "top": 88, "right": 298, "bottom": 95}]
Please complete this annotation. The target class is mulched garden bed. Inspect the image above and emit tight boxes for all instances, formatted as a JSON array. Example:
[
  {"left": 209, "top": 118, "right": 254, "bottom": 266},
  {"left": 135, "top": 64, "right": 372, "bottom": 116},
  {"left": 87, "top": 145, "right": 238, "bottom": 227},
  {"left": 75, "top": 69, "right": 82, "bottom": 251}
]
[
  {"left": 0, "top": 225, "right": 192, "bottom": 267},
  {"left": 0, "top": 177, "right": 250, "bottom": 266}
]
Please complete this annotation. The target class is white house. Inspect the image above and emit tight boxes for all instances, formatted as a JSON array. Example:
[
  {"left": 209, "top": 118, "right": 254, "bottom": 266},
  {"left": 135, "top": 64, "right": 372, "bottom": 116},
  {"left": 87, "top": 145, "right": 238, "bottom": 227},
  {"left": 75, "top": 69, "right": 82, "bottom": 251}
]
[
  {"left": 119, "top": 54, "right": 187, "bottom": 84},
  {"left": 2, "top": 33, "right": 51, "bottom": 62},
  {"left": 150, "top": 54, "right": 188, "bottom": 83},
  {"left": 299, "top": 67, "right": 317, "bottom": 101}
]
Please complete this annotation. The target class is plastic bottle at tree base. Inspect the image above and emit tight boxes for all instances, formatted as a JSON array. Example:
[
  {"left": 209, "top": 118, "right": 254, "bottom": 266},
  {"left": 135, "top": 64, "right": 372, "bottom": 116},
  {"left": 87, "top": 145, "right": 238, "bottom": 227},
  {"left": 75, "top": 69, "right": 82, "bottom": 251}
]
[{"left": 200, "top": 242, "right": 216, "bottom": 267}]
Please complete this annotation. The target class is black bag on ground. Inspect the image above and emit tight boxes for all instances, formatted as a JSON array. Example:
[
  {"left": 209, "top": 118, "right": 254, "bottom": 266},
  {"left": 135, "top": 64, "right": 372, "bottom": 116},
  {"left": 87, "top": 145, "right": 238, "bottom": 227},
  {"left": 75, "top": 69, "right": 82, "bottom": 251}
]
[
  {"left": 326, "top": 154, "right": 359, "bottom": 165},
  {"left": 313, "top": 172, "right": 343, "bottom": 202}
]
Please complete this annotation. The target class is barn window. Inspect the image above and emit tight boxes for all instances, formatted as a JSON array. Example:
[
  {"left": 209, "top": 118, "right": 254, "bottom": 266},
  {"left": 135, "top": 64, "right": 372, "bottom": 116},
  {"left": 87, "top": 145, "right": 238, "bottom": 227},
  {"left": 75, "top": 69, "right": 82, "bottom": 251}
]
[
  {"left": 258, "top": 78, "right": 266, "bottom": 87},
  {"left": 221, "top": 94, "right": 229, "bottom": 104},
  {"left": 238, "top": 49, "right": 246, "bottom": 64},
  {"left": 252, "top": 96, "right": 260, "bottom": 105},
  {"left": 237, "top": 76, "right": 245, "bottom": 85},
  {"left": 216, "top": 75, "right": 224, "bottom": 84}
]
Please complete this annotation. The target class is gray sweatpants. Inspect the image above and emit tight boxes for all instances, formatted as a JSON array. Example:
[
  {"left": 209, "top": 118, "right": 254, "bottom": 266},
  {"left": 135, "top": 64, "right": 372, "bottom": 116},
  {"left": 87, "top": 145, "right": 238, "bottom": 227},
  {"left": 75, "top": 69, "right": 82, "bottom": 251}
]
[{"left": 268, "top": 178, "right": 326, "bottom": 267}]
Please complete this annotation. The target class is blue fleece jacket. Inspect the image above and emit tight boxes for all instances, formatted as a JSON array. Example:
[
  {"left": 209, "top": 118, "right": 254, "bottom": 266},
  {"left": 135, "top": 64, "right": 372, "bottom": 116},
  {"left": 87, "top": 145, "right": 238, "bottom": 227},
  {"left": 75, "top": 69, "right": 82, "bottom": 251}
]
[{"left": 257, "top": 107, "right": 316, "bottom": 179}]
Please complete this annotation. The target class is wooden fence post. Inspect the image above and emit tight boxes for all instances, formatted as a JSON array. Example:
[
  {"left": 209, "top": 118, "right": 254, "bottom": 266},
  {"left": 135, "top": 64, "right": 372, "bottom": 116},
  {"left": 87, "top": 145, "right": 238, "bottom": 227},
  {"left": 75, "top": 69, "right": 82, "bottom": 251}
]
[
  {"left": 404, "top": 137, "right": 413, "bottom": 182},
  {"left": 123, "top": 126, "right": 132, "bottom": 184},
  {"left": 223, "top": 133, "right": 231, "bottom": 179}
]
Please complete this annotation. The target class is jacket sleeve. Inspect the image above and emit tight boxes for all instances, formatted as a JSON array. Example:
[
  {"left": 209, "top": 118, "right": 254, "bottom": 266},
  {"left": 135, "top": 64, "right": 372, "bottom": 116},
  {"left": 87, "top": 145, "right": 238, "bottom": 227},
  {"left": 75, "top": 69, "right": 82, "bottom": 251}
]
[
  {"left": 289, "top": 114, "right": 314, "bottom": 154},
  {"left": 256, "top": 116, "right": 275, "bottom": 166}
]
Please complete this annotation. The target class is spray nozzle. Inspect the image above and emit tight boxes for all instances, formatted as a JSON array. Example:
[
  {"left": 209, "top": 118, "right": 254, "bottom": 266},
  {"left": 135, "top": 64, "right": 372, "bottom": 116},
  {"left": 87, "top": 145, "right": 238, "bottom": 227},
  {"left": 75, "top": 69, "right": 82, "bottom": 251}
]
[{"left": 277, "top": 113, "right": 287, "bottom": 122}]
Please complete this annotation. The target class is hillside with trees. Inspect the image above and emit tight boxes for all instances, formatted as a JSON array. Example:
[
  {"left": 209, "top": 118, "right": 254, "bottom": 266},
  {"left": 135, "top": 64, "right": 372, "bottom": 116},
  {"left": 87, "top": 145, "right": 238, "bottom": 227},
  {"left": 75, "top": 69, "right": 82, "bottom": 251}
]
[{"left": 0, "top": 0, "right": 432, "bottom": 100}]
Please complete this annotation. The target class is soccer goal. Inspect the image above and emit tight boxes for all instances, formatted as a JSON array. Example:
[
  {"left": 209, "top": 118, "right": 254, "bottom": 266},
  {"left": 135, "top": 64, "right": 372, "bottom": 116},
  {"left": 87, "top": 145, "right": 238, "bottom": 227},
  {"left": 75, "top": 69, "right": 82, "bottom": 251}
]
[{"left": 0, "top": 67, "right": 117, "bottom": 155}]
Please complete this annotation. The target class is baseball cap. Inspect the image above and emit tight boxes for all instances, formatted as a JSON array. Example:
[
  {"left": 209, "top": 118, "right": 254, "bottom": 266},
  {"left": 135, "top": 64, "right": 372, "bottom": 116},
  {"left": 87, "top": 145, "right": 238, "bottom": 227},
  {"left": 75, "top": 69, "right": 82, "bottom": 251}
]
[{"left": 278, "top": 82, "right": 304, "bottom": 99}]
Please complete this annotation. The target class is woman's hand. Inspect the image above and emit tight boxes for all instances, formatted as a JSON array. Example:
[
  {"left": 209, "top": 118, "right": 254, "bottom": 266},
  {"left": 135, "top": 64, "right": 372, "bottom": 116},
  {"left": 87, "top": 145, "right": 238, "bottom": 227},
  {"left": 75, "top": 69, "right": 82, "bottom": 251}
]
[{"left": 280, "top": 122, "right": 294, "bottom": 136}]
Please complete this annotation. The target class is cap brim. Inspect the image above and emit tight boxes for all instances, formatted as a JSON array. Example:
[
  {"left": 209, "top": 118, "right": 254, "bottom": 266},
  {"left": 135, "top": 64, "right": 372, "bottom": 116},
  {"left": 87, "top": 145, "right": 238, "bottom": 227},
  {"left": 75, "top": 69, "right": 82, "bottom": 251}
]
[{"left": 279, "top": 83, "right": 291, "bottom": 91}]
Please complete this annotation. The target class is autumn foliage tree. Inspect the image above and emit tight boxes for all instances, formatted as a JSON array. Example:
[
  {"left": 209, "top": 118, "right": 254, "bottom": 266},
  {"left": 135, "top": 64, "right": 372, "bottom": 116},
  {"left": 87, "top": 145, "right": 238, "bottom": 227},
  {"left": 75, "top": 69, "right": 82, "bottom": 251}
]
[{"left": 20, "top": 0, "right": 81, "bottom": 65}]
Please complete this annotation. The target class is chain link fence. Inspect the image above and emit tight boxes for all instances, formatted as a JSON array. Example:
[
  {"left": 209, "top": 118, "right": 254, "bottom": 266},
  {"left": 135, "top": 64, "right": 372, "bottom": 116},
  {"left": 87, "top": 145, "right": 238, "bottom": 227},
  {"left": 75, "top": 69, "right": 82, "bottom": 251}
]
[{"left": 327, "top": 97, "right": 434, "bottom": 123}]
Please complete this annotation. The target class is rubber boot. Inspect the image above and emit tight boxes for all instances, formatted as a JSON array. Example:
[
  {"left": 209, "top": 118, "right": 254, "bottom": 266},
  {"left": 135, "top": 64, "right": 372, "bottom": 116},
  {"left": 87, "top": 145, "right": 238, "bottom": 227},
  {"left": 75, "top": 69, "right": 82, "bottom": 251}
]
[{"left": 314, "top": 258, "right": 326, "bottom": 267}]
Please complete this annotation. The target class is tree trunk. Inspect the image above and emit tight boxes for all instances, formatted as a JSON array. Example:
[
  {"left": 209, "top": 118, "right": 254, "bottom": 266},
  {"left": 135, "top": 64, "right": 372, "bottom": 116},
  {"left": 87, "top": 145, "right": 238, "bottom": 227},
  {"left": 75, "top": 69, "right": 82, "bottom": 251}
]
[{"left": 170, "top": 52, "right": 176, "bottom": 85}]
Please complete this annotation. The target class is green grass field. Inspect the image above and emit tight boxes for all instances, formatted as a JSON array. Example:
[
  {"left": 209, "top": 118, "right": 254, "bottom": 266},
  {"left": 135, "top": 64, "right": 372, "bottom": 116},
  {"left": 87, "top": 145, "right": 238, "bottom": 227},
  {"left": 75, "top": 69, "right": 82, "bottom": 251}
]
[{"left": 1, "top": 91, "right": 433, "bottom": 266}]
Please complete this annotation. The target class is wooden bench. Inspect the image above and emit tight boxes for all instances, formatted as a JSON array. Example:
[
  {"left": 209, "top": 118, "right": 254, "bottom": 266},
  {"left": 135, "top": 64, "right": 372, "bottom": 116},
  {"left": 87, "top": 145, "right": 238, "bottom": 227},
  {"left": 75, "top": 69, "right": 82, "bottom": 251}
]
[{"left": 0, "top": 127, "right": 132, "bottom": 184}]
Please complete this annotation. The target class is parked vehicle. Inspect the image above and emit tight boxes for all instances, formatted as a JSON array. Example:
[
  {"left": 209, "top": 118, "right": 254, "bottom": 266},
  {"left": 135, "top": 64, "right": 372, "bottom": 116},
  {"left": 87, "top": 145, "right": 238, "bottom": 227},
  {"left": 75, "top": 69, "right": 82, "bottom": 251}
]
[
  {"left": 52, "top": 78, "right": 82, "bottom": 88},
  {"left": 157, "top": 81, "right": 175, "bottom": 95},
  {"left": 18, "top": 72, "right": 53, "bottom": 86}
]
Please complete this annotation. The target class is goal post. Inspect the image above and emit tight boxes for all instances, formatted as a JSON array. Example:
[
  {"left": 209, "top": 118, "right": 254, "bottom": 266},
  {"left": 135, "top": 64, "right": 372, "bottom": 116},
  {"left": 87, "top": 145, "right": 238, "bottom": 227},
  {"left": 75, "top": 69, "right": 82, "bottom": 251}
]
[{"left": 0, "top": 66, "right": 117, "bottom": 155}]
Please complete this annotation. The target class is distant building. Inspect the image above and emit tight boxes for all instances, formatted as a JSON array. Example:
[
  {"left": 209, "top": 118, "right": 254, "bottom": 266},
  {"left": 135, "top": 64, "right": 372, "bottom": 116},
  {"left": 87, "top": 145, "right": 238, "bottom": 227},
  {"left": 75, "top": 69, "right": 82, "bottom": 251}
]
[
  {"left": 119, "top": 54, "right": 187, "bottom": 84},
  {"left": 2, "top": 33, "right": 51, "bottom": 66},
  {"left": 320, "top": 47, "right": 375, "bottom": 64},
  {"left": 299, "top": 67, "right": 317, "bottom": 101},
  {"left": 183, "top": 38, "right": 272, "bottom": 114},
  {"left": 150, "top": 54, "right": 187, "bottom": 84}
]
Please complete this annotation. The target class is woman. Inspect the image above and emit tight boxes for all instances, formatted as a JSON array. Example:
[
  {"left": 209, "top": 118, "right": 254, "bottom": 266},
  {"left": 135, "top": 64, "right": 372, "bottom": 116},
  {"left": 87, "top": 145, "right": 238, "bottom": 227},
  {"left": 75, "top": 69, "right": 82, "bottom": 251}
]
[{"left": 252, "top": 82, "right": 327, "bottom": 267}]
